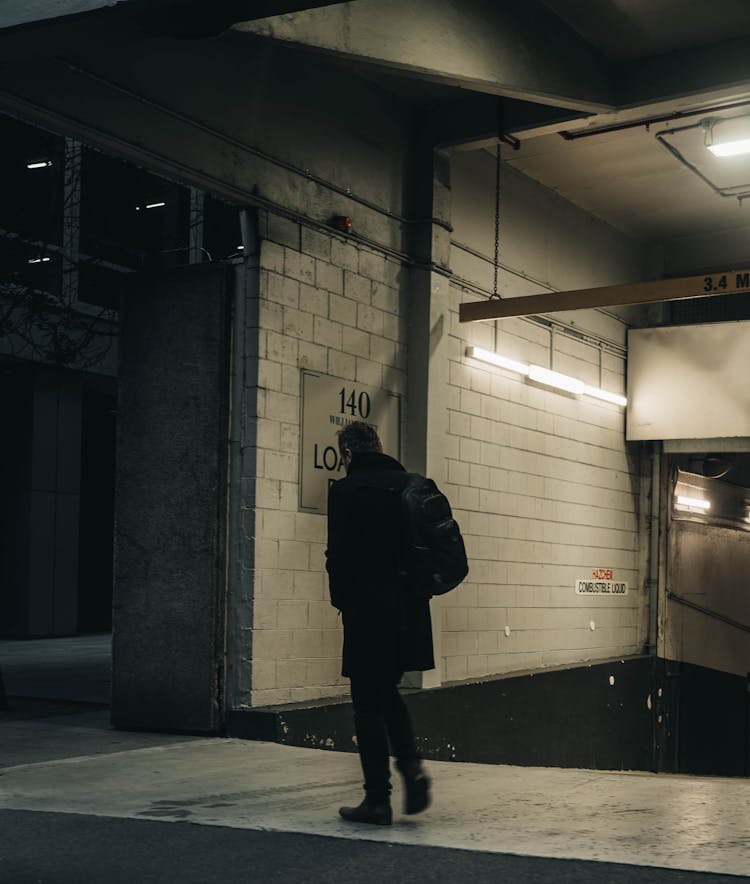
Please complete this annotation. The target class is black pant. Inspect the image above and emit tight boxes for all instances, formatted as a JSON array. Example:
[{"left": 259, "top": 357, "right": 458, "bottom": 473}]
[{"left": 349, "top": 671, "right": 419, "bottom": 803}]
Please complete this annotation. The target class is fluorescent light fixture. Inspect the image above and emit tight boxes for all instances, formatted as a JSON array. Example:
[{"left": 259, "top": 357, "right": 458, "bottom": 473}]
[
  {"left": 466, "top": 346, "right": 529, "bottom": 376},
  {"left": 704, "top": 116, "right": 750, "bottom": 157},
  {"left": 528, "top": 364, "right": 585, "bottom": 395},
  {"left": 467, "top": 347, "right": 626, "bottom": 406},
  {"left": 675, "top": 495, "right": 711, "bottom": 511},
  {"left": 584, "top": 385, "right": 627, "bottom": 407},
  {"left": 26, "top": 160, "right": 52, "bottom": 169},
  {"left": 708, "top": 139, "right": 750, "bottom": 158},
  {"left": 27, "top": 256, "right": 51, "bottom": 264}
]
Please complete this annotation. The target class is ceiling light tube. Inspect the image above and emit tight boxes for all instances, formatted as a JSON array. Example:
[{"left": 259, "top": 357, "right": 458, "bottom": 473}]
[
  {"left": 528, "top": 364, "right": 585, "bottom": 395},
  {"left": 584, "top": 385, "right": 627, "bottom": 407},
  {"left": 467, "top": 348, "right": 627, "bottom": 405},
  {"left": 708, "top": 139, "right": 750, "bottom": 158},
  {"left": 27, "top": 256, "right": 51, "bottom": 264},
  {"left": 704, "top": 116, "right": 750, "bottom": 157},
  {"left": 145, "top": 201, "right": 166, "bottom": 209},
  {"left": 26, "top": 160, "right": 52, "bottom": 169},
  {"left": 466, "top": 346, "right": 529, "bottom": 376},
  {"left": 675, "top": 495, "right": 710, "bottom": 511}
]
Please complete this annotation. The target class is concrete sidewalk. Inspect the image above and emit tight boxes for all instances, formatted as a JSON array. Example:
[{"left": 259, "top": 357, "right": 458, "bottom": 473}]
[{"left": 1, "top": 706, "right": 749, "bottom": 879}]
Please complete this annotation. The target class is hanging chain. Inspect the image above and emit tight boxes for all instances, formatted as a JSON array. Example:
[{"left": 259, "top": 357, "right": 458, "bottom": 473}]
[{"left": 491, "top": 141, "right": 501, "bottom": 299}]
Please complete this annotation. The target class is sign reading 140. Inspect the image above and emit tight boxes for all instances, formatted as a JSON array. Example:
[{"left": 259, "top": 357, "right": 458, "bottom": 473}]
[
  {"left": 338, "top": 386, "right": 371, "bottom": 419},
  {"left": 314, "top": 387, "right": 374, "bottom": 470}
]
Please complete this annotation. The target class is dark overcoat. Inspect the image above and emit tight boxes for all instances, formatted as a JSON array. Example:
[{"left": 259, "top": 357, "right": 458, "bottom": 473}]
[{"left": 326, "top": 451, "right": 435, "bottom": 678}]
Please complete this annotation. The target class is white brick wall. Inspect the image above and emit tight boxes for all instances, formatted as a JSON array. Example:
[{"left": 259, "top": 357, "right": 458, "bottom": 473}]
[
  {"left": 442, "top": 152, "right": 650, "bottom": 685},
  {"left": 247, "top": 212, "right": 407, "bottom": 706},
  {"left": 440, "top": 308, "right": 645, "bottom": 683},
  {"left": 242, "top": 151, "right": 651, "bottom": 706}
]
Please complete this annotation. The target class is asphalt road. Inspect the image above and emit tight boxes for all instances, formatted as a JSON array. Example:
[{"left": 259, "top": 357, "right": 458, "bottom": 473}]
[{"left": 0, "top": 811, "right": 744, "bottom": 884}]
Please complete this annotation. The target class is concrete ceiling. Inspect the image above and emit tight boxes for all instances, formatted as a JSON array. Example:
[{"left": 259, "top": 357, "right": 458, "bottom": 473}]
[
  {"left": 502, "top": 106, "right": 750, "bottom": 242},
  {"left": 513, "top": 1, "right": 750, "bottom": 249},
  {"left": 540, "top": 0, "right": 750, "bottom": 61}
]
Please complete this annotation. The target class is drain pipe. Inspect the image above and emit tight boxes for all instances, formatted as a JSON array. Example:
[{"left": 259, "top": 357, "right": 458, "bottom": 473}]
[
  {"left": 646, "top": 442, "right": 661, "bottom": 655},
  {"left": 224, "top": 208, "right": 259, "bottom": 714}
]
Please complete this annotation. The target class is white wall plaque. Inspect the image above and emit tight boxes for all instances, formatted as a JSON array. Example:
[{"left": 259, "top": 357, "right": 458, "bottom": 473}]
[{"left": 299, "top": 371, "right": 401, "bottom": 514}]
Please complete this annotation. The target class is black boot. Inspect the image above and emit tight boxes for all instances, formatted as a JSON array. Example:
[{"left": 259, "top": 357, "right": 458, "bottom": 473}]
[
  {"left": 397, "top": 759, "right": 431, "bottom": 815},
  {"left": 339, "top": 797, "right": 393, "bottom": 826}
]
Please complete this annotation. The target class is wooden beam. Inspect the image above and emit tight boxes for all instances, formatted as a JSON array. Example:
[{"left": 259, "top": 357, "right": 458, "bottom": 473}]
[{"left": 459, "top": 268, "right": 750, "bottom": 322}]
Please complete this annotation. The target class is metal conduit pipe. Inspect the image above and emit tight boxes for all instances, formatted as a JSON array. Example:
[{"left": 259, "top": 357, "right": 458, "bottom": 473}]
[
  {"left": 559, "top": 99, "right": 750, "bottom": 141},
  {"left": 59, "top": 60, "right": 452, "bottom": 231},
  {"left": 655, "top": 123, "right": 750, "bottom": 203}
]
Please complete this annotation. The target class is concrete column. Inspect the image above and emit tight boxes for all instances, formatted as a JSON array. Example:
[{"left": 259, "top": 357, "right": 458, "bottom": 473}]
[
  {"left": 112, "top": 263, "right": 230, "bottom": 733},
  {"left": 405, "top": 147, "right": 453, "bottom": 689}
]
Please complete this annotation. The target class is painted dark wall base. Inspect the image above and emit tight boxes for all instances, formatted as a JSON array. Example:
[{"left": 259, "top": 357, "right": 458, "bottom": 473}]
[{"left": 227, "top": 656, "right": 750, "bottom": 776}]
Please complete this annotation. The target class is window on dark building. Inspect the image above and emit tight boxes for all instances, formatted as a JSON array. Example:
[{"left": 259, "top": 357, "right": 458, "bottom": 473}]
[
  {"left": 80, "top": 148, "right": 190, "bottom": 270},
  {"left": 0, "top": 115, "right": 64, "bottom": 246},
  {"left": 203, "top": 195, "right": 244, "bottom": 262}
]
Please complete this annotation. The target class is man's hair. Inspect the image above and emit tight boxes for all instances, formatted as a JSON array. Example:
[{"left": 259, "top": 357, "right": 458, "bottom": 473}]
[{"left": 337, "top": 421, "right": 382, "bottom": 455}]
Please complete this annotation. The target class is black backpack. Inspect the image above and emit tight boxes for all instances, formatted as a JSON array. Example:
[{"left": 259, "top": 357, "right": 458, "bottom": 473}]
[{"left": 399, "top": 474, "right": 469, "bottom": 597}]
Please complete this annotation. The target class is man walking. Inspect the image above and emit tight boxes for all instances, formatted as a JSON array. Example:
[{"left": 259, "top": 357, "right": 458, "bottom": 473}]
[{"left": 326, "top": 421, "right": 433, "bottom": 826}]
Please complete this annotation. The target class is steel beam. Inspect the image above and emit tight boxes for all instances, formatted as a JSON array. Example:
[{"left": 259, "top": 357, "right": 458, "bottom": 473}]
[{"left": 235, "top": 0, "right": 614, "bottom": 113}]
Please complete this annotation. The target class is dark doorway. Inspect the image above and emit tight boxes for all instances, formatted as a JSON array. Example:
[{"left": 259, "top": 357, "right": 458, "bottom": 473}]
[{"left": 77, "top": 385, "right": 117, "bottom": 633}]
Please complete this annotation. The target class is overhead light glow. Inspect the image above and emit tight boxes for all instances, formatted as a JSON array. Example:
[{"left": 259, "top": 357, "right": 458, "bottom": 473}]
[
  {"left": 704, "top": 116, "right": 750, "bottom": 157},
  {"left": 675, "top": 495, "right": 711, "bottom": 511},
  {"left": 707, "top": 139, "right": 750, "bottom": 158},
  {"left": 27, "top": 256, "right": 51, "bottom": 264},
  {"left": 584, "top": 385, "right": 628, "bottom": 407},
  {"left": 466, "top": 347, "right": 626, "bottom": 406},
  {"left": 528, "top": 364, "right": 585, "bottom": 395},
  {"left": 26, "top": 160, "right": 52, "bottom": 169},
  {"left": 466, "top": 346, "right": 529, "bottom": 376},
  {"left": 136, "top": 201, "right": 167, "bottom": 211}
]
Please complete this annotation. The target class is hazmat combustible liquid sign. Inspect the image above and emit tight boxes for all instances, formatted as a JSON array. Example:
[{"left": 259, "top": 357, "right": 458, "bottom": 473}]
[
  {"left": 575, "top": 569, "right": 628, "bottom": 596},
  {"left": 299, "top": 371, "right": 401, "bottom": 514}
]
